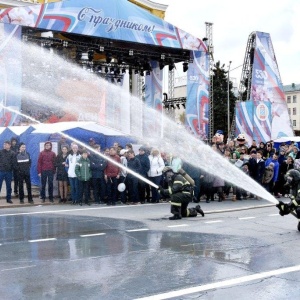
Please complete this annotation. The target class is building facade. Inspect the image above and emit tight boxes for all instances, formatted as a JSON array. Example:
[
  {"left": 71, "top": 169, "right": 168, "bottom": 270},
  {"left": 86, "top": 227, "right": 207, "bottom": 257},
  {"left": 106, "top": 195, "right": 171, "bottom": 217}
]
[{"left": 284, "top": 83, "right": 300, "bottom": 135}]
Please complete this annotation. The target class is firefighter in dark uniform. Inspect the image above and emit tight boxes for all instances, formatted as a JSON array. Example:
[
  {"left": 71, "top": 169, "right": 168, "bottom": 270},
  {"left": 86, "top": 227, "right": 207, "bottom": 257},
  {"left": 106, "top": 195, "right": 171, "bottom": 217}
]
[
  {"left": 159, "top": 166, "right": 205, "bottom": 220},
  {"left": 276, "top": 169, "right": 300, "bottom": 231}
]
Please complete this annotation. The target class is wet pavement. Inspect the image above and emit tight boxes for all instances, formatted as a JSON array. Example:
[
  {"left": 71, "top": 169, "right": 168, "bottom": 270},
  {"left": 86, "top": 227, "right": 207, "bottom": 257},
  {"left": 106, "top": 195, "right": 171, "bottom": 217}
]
[{"left": 0, "top": 194, "right": 299, "bottom": 299}]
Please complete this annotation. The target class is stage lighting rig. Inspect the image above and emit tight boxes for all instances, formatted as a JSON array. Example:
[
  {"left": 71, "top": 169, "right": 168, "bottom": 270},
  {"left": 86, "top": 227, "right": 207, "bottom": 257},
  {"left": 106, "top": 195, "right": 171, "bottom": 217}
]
[
  {"left": 169, "top": 59, "right": 175, "bottom": 71},
  {"left": 183, "top": 61, "right": 189, "bottom": 72},
  {"left": 106, "top": 53, "right": 112, "bottom": 63},
  {"left": 159, "top": 60, "right": 165, "bottom": 70},
  {"left": 88, "top": 50, "right": 94, "bottom": 62}
]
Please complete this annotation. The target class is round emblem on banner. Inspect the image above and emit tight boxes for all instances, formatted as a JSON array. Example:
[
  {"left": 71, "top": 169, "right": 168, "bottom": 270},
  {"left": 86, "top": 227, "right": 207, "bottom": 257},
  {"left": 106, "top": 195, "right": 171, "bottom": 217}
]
[{"left": 256, "top": 103, "right": 269, "bottom": 121}]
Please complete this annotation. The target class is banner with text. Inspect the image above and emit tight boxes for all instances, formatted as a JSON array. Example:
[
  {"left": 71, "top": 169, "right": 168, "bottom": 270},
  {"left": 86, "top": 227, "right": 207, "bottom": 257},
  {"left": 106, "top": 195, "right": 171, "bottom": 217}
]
[
  {"left": 250, "top": 31, "right": 293, "bottom": 139},
  {"left": 0, "top": 0, "right": 206, "bottom": 52}
]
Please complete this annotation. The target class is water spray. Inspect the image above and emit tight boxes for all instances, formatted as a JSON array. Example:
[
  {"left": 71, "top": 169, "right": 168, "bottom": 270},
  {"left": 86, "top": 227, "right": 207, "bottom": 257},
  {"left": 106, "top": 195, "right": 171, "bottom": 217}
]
[{"left": 3, "top": 39, "right": 280, "bottom": 205}]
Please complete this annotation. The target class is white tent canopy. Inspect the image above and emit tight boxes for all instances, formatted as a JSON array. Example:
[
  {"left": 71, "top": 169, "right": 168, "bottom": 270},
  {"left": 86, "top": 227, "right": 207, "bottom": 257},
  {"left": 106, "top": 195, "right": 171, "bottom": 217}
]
[
  {"left": 273, "top": 136, "right": 300, "bottom": 143},
  {"left": 8, "top": 125, "right": 31, "bottom": 135}
]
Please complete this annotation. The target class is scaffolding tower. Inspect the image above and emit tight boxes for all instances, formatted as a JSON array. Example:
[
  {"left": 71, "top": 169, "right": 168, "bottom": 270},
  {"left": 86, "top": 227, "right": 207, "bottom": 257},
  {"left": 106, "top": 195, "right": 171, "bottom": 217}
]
[
  {"left": 205, "top": 22, "right": 214, "bottom": 142},
  {"left": 229, "top": 32, "right": 256, "bottom": 140},
  {"left": 168, "top": 69, "right": 175, "bottom": 100}
]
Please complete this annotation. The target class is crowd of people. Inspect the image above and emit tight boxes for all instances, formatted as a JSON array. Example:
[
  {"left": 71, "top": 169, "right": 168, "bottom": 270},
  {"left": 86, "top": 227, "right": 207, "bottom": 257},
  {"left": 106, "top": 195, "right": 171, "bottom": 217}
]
[
  {"left": 208, "top": 138, "right": 298, "bottom": 202},
  {"left": 0, "top": 135, "right": 298, "bottom": 206}
]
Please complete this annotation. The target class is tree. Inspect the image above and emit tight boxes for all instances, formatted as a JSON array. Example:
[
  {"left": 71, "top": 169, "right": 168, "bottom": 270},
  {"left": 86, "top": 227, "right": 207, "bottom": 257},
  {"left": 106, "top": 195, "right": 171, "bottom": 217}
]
[{"left": 212, "top": 61, "right": 237, "bottom": 139}]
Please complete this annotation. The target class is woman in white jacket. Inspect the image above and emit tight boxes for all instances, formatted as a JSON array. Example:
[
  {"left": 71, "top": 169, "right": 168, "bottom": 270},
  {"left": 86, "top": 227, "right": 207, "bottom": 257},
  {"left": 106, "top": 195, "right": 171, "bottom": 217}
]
[{"left": 147, "top": 148, "right": 165, "bottom": 203}]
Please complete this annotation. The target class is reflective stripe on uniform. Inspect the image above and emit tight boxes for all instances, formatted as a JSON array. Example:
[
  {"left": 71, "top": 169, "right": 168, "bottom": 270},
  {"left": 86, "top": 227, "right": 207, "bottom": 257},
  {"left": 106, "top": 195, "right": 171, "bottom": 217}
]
[
  {"left": 292, "top": 200, "right": 298, "bottom": 206},
  {"left": 170, "top": 202, "right": 181, "bottom": 207},
  {"left": 168, "top": 187, "right": 172, "bottom": 194},
  {"left": 173, "top": 181, "right": 183, "bottom": 185},
  {"left": 182, "top": 191, "right": 191, "bottom": 195},
  {"left": 186, "top": 209, "right": 190, "bottom": 217}
]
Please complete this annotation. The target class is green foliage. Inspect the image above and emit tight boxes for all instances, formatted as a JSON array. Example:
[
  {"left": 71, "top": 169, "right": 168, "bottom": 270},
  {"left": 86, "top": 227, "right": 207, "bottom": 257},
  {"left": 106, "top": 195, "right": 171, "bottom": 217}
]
[{"left": 212, "top": 61, "right": 237, "bottom": 138}]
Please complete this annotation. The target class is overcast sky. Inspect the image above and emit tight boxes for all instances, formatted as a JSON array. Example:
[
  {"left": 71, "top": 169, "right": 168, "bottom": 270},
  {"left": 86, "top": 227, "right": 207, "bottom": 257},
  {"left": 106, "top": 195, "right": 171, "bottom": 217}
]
[{"left": 158, "top": 0, "right": 299, "bottom": 86}]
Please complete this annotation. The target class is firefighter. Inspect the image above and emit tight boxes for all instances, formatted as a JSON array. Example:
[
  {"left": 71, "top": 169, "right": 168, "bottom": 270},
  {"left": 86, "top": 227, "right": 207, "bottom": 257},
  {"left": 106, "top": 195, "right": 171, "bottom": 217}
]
[
  {"left": 159, "top": 166, "right": 205, "bottom": 220},
  {"left": 276, "top": 169, "right": 300, "bottom": 231}
]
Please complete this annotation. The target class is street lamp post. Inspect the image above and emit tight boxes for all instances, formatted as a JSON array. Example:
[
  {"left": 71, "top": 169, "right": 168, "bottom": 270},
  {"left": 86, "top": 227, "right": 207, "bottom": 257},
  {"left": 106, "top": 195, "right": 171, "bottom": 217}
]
[{"left": 227, "top": 61, "right": 232, "bottom": 140}]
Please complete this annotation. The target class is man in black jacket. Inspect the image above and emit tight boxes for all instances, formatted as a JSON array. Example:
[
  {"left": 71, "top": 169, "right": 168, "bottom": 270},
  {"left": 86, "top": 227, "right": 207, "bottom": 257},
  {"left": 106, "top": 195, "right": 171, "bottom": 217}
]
[
  {"left": 0, "top": 141, "right": 17, "bottom": 203},
  {"left": 126, "top": 150, "right": 142, "bottom": 204},
  {"left": 136, "top": 147, "right": 150, "bottom": 204},
  {"left": 90, "top": 144, "right": 107, "bottom": 204},
  {"left": 16, "top": 143, "right": 33, "bottom": 204},
  {"left": 10, "top": 137, "right": 19, "bottom": 196}
]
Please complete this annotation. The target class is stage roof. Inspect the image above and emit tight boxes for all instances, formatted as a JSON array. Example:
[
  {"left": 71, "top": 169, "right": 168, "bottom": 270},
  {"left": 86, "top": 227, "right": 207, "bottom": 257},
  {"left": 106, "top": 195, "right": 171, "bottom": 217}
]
[
  {"left": 0, "top": 0, "right": 207, "bottom": 69},
  {"left": 0, "top": 0, "right": 205, "bottom": 51}
]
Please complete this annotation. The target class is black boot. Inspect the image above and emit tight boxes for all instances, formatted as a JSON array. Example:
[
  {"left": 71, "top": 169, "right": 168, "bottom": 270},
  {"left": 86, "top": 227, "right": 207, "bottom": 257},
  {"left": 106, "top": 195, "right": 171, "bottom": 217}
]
[
  {"left": 195, "top": 205, "right": 205, "bottom": 217},
  {"left": 298, "top": 222, "right": 300, "bottom": 232},
  {"left": 218, "top": 192, "right": 222, "bottom": 202},
  {"left": 169, "top": 204, "right": 182, "bottom": 220}
]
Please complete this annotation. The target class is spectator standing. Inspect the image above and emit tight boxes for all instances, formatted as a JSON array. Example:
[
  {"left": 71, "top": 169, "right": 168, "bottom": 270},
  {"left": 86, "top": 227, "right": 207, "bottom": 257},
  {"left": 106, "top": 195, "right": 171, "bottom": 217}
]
[
  {"left": 57, "top": 136, "right": 69, "bottom": 155},
  {"left": 113, "top": 142, "right": 119, "bottom": 152},
  {"left": 10, "top": 137, "right": 19, "bottom": 196},
  {"left": 265, "top": 153, "right": 280, "bottom": 195},
  {"left": 265, "top": 142, "right": 275, "bottom": 159},
  {"left": 147, "top": 148, "right": 165, "bottom": 203},
  {"left": 37, "top": 141, "right": 56, "bottom": 203},
  {"left": 88, "top": 138, "right": 96, "bottom": 149},
  {"left": 65, "top": 144, "right": 81, "bottom": 204},
  {"left": 90, "top": 144, "right": 107, "bottom": 204},
  {"left": 104, "top": 147, "right": 121, "bottom": 205},
  {"left": 182, "top": 160, "right": 203, "bottom": 203},
  {"left": 258, "top": 142, "right": 267, "bottom": 159},
  {"left": 255, "top": 151, "right": 266, "bottom": 186},
  {"left": 125, "top": 143, "right": 133, "bottom": 151},
  {"left": 227, "top": 140, "right": 236, "bottom": 154},
  {"left": 136, "top": 147, "right": 150, "bottom": 204},
  {"left": 201, "top": 171, "right": 215, "bottom": 203},
  {"left": 216, "top": 141, "right": 225, "bottom": 156},
  {"left": 75, "top": 150, "right": 92, "bottom": 206},
  {"left": 169, "top": 153, "right": 183, "bottom": 172},
  {"left": 288, "top": 145, "right": 298, "bottom": 160},
  {"left": 126, "top": 150, "right": 142, "bottom": 204},
  {"left": 277, "top": 156, "right": 294, "bottom": 197},
  {"left": 119, "top": 149, "right": 128, "bottom": 204},
  {"left": 0, "top": 141, "right": 17, "bottom": 204},
  {"left": 55, "top": 145, "right": 69, "bottom": 203},
  {"left": 103, "top": 147, "right": 110, "bottom": 156},
  {"left": 248, "top": 150, "right": 258, "bottom": 198},
  {"left": 247, "top": 140, "right": 258, "bottom": 154},
  {"left": 262, "top": 162, "right": 275, "bottom": 192},
  {"left": 16, "top": 143, "right": 33, "bottom": 204}
]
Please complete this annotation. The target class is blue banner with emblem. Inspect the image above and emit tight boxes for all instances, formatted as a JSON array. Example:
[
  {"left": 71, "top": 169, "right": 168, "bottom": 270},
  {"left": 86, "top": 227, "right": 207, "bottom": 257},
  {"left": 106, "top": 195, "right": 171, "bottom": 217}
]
[{"left": 185, "top": 50, "right": 209, "bottom": 140}]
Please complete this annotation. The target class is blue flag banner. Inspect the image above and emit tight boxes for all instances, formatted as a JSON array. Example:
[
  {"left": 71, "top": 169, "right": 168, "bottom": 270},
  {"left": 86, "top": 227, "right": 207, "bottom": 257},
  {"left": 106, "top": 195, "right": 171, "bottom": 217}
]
[
  {"left": 144, "top": 61, "right": 163, "bottom": 139},
  {"left": 185, "top": 50, "right": 209, "bottom": 139}
]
